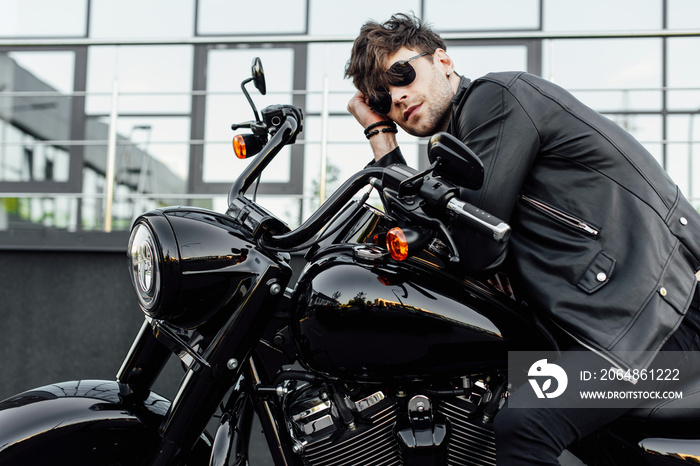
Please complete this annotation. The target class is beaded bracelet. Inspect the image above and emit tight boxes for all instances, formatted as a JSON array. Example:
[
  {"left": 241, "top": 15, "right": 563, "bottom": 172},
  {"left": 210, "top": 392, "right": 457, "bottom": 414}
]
[
  {"left": 364, "top": 120, "right": 397, "bottom": 139},
  {"left": 366, "top": 126, "right": 398, "bottom": 139},
  {"left": 364, "top": 120, "right": 396, "bottom": 136}
]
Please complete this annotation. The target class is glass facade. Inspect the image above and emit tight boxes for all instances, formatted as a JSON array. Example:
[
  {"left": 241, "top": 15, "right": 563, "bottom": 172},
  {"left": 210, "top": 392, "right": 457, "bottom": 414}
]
[{"left": 0, "top": 0, "right": 699, "bottom": 236}]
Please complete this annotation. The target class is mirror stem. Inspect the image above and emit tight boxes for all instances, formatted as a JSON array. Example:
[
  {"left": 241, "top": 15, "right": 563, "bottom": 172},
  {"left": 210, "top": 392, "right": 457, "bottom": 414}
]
[{"left": 241, "top": 77, "right": 261, "bottom": 123}]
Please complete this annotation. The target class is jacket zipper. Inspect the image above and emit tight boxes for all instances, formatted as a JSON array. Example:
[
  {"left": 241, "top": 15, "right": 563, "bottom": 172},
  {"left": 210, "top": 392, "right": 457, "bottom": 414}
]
[{"left": 520, "top": 195, "right": 599, "bottom": 237}]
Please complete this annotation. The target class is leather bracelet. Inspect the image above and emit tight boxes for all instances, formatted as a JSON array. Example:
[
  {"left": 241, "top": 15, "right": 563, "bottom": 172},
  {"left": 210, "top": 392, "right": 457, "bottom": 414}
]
[
  {"left": 366, "top": 126, "right": 398, "bottom": 139},
  {"left": 364, "top": 120, "right": 396, "bottom": 137}
]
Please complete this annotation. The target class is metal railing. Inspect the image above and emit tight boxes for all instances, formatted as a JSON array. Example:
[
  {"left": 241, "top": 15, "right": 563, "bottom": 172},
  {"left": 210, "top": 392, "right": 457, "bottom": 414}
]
[
  {"left": 2, "top": 25, "right": 700, "bottom": 231},
  {"left": 1, "top": 28, "right": 699, "bottom": 47},
  {"left": 2, "top": 84, "right": 699, "bottom": 231}
]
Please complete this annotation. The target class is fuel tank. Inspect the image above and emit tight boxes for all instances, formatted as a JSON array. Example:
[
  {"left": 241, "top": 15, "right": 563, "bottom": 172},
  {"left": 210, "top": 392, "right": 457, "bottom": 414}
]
[{"left": 292, "top": 244, "right": 549, "bottom": 381}]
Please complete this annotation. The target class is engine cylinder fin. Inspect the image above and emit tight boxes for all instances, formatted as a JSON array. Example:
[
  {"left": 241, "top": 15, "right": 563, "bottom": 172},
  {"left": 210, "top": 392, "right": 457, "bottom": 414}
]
[
  {"left": 438, "top": 400, "right": 497, "bottom": 466},
  {"left": 304, "top": 405, "right": 397, "bottom": 455},
  {"left": 298, "top": 396, "right": 499, "bottom": 466},
  {"left": 446, "top": 417, "right": 496, "bottom": 449},
  {"left": 303, "top": 405, "right": 403, "bottom": 466},
  {"left": 306, "top": 427, "right": 397, "bottom": 466},
  {"left": 448, "top": 442, "right": 497, "bottom": 466}
]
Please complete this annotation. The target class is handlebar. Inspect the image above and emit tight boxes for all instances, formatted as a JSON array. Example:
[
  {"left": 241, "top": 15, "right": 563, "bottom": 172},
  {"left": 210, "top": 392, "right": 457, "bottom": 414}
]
[
  {"left": 228, "top": 104, "right": 510, "bottom": 261},
  {"left": 266, "top": 167, "right": 384, "bottom": 249},
  {"left": 227, "top": 116, "right": 300, "bottom": 205},
  {"left": 261, "top": 164, "right": 510, "bottom": 255},
  {"left": 447, "top": 198, "right": 511, "bottom": 243}
]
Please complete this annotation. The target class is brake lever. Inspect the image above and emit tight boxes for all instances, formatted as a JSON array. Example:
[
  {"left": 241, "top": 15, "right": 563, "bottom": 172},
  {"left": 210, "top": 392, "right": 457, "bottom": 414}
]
[{"left": 231, "top": 120, "right": 255, "bottom": 130}]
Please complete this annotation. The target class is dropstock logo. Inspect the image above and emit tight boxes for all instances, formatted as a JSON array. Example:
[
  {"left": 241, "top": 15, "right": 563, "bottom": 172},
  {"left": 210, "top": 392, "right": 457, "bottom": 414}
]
[{"left": 528, "top": 359, "right": 568, "bottom": 399}]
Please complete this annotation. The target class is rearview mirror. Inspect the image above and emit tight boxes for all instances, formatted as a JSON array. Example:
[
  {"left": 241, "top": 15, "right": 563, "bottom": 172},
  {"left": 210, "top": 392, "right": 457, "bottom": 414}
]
[
  {"left": 428, "top": 132, "right": 484, "bottom": 190},
  {"left": 251, "top": 57, "right": 266, "bottom": 95}
]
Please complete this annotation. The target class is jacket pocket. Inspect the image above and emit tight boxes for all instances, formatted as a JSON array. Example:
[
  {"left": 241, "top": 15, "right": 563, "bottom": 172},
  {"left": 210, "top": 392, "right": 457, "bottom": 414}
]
[
  {"left": 514, "top": 194, "right": 607, "bottom": 290},
  {"left": 520, "top": 195, "right": 599, "bottom": 237},
  {"left": 576, "top": 250, "right": 615, "bottom": 294}
]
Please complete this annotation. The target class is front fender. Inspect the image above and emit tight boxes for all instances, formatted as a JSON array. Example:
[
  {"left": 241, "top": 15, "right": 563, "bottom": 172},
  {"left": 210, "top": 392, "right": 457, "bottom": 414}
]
[{"left": 0, "top": 379, "right": 209, "bottom": 465}]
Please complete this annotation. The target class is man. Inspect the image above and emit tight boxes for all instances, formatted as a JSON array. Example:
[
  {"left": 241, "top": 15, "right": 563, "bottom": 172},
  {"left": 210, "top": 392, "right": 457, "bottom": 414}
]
[{"left": 345, "top": 13, "right": 700, "bottom": 465}]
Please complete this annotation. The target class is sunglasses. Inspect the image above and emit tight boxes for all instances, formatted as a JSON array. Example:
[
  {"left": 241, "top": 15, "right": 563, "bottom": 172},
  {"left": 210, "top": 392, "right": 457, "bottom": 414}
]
[{"left": 368, "top": 52, "right": 429, "bottom": 115}]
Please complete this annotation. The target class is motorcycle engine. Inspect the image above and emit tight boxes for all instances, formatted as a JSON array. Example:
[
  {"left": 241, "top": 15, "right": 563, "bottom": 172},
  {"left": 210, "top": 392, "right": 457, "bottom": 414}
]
[{"left": 284, "top": 379, "right": 498, "bottom": 466}]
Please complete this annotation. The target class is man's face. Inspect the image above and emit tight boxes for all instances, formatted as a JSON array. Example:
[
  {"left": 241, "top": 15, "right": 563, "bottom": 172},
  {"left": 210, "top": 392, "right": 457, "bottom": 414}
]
[{"left": 382, "top": 47, "right": 455, "bottom": 137}]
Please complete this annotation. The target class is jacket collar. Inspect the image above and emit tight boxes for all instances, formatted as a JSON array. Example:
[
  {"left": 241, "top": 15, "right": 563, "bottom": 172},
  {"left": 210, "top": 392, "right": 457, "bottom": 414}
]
[
  {"left": 446, "top": 75, "right": 472, "bottom": 135},
  {"left": 451, "top": 75, "right": 472, "bottom": 106}
]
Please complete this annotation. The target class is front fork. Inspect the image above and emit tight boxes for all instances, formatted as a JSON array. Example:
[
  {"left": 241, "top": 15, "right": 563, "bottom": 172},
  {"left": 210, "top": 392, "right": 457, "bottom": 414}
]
[
  {"left": 209, "top": 387, "right": 255, "bottom": 466},
  {"left": 116, "top": 319, "right": 171, "bottom": 398},
  {"left": 209, "top": 356, "right": 297, "bottom": 466},
  {"left": 117, "top": 264, "right": 291, "bottom": 465},
  {"left": 116, "top": 333, "right": 297, "bottom": 466},
  {"left": 245, "top": 356, "right": 299, "bottom": 466}
]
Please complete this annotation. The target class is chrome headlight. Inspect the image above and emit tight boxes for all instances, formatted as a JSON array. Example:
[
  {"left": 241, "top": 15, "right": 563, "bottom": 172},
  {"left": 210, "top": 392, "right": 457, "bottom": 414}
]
[{"left": 128, "top": 223, "right": 161, "bottom": 311}]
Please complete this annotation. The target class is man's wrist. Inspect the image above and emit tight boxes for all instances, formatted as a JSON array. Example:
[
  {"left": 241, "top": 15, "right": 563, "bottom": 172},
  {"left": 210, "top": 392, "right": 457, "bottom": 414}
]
[
  {"left": 364, "top": 120, "right": 397, "bottom": 139},
  {"left": 369, "top": 132, "right": 399, "bottom": 161}
]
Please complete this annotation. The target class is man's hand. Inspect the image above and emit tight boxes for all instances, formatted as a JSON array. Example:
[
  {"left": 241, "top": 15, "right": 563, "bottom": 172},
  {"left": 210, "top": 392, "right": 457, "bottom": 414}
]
[
  {"left": 348, "top": 90, "right": 385, "bottom": 128},
  {"left": 348, "top": 91, "right": 398, "bottom": 162}
]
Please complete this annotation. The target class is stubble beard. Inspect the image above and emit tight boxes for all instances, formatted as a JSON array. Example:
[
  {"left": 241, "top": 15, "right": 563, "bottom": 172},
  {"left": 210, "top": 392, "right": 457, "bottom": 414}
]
[{"left": 401, "top": 73, "right": 454, "bottom": 138}]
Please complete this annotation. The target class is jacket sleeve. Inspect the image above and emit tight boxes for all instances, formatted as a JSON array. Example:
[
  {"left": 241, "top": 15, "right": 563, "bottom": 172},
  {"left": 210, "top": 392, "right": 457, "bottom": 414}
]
[
  {"left": 364, "top": 147, "right": 407, "bottom": 168},
  {"left": 450, "top": 79, "right": 540, "bottom": 272}
]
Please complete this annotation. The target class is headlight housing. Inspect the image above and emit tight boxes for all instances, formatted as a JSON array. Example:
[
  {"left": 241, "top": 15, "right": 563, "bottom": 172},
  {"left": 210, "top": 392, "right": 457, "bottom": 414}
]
[
  {"left": 126, "top": 207, "right": 284, "bottom": 330},
  {"left": 128, "top": 223, "right": 161, "bottom": 311}
]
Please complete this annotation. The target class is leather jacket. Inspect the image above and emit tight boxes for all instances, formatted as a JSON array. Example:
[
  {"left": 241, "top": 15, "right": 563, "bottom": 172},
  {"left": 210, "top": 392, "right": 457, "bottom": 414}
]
[{"left": 376, "top": 72, "right": 700, "bottom": 370}]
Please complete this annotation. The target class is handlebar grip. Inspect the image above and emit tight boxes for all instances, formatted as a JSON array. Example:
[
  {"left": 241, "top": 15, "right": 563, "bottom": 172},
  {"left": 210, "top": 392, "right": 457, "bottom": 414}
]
[{"left": 447, "top": 198, "right": 511, "bottom": 243}]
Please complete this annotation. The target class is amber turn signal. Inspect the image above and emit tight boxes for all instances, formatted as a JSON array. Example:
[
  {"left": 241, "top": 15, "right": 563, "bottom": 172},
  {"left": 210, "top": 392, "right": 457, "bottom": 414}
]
[
  {"left": 386, "top": 227, "right": 409, "bottom": 261},
  {"left": 233, "top": 134, "right": 247, "bottom": 159}
]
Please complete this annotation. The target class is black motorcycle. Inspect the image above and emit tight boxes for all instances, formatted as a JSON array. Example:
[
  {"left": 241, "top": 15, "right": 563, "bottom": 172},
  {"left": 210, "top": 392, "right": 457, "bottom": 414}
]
[{"left": 1, "top": 58, "right": 698, "bottom": 466}]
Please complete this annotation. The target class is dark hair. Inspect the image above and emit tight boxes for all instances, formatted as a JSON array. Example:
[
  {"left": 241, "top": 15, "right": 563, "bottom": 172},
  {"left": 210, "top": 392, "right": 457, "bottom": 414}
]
[{"left": 345, "top": 13, "right": 446, "bottom": 101}]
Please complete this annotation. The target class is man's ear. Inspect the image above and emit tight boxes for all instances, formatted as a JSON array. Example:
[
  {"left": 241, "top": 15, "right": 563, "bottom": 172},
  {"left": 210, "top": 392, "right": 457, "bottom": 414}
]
[{"left": 433, "top": 48, "right": 454, "bottom": 75}]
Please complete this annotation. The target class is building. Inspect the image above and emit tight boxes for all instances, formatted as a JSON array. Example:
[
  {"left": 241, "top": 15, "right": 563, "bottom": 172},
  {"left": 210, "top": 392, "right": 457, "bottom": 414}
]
[{"left": 0, "top": 0, "right": 699, "bottom": 247}]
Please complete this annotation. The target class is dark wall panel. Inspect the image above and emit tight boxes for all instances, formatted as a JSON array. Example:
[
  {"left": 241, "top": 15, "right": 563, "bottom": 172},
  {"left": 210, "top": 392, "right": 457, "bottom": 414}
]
[{"left": 0, "top": 250, "right": 182, "bottom": 401}]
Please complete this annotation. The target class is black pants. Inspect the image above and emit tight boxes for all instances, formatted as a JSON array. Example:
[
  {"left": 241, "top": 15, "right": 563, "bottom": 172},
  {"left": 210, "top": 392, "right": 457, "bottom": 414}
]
[{"left": 494, "top": 286, "right": 700, "bottom": 465}]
